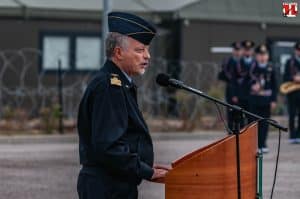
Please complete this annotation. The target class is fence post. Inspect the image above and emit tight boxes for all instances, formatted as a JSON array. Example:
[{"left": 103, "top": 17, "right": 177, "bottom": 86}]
[{"left": 57, "top": 59, "right": 64, "bottom": 134}]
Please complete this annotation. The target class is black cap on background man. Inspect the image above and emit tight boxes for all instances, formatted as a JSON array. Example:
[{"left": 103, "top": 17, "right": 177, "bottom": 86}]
[
  {"left": 241, "top": 40, "right": 255, "bottom": 50},
  {"left": 241, "top": 40, "right": 255, "bottom": 60},
  {"left": 255, "top": 44, "right": 270, "bottom": 66},
  {"left": 231, "top": 41, "right": 242, "bottom": 50},
  {"left": 255, "top": 44, "right": 269, "bottom": 54},
  {"left": 231, "top": 41, "right": 242, "bottom": 60}
]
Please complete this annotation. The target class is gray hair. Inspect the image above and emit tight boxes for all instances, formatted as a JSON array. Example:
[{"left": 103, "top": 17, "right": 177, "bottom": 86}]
[{"left": 105, "top": 32, "right": 129, "bottom": 59}]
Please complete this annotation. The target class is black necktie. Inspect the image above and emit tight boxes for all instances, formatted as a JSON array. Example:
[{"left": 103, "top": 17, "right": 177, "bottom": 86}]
[{"left": 131, "top": 82, "right": 138, "bottom": 103}]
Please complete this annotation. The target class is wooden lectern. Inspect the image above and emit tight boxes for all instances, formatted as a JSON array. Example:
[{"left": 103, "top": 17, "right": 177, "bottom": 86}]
[{"left": 163, "top": 122, "right": 258, "bottom": 199}]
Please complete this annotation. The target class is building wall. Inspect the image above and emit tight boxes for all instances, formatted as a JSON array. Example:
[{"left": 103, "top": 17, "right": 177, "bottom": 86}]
[
  {"left": 181, "top": 20, "right": 300, "bottom": 63},
  {"left": 0, "top": 19, "right": 101, "bottom": 50},
  {"left": 0, "top": 19, "right": 101, "bottom": 85}
]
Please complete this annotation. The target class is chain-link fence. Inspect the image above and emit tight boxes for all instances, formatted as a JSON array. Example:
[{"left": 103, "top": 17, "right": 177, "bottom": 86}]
[
  {"left": 0, "top": 48, "right": 240, "bottom": 132},
  {"left": 137, "top": 58, "right": 225, "bottom": 130}
]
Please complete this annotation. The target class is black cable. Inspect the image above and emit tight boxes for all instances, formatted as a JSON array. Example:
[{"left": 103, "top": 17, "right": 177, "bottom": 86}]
[
  {"left": 250, "top": 118, "right": 281, "bottom": 199},
  {"left": 214, "top": 102, "right": 243, "bottom": 199},
  {"left": 242, "top": 117, "right": 281, "bottom": 199},
  {"left": 270, "top": 128, "right": 282, "bottom": 199},
  {"left": 214, "top": 102, "right": 234, "bottom": 134},
  {"left": 212, "top": 106, "right": 282, "bottom": 199}
]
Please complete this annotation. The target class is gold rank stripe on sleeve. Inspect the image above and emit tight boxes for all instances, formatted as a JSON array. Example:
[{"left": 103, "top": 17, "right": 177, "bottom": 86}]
[{"left": 110, "top": 76, "right": 122, "bottom": 86}]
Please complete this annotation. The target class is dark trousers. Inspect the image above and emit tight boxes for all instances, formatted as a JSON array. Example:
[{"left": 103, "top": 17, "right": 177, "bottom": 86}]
[
  {"left": 249, "top": 104, "right": 271, "bottom": 148},
  {"left": 226, "top": 97, "right": 234, "bottom": 132},
  {"left": 287, "top": 93, "right": 300, "bottom": 139},
  {"left": 237, "top": 99, "right": 250, "bottom": 129},
  {"left": 226, "top": 99, "right": 249, "bottom": 133},
  {"left": 77, "top": 172, "right": 138, "bottom": 199},
  {"left": 226, "top": 107, "right": 234, "bottom": 132}
]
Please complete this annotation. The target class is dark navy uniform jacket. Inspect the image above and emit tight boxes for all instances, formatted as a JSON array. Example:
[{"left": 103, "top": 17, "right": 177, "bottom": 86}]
[
  {"left": 230, "top": 57, "right": 254, "bottom": 101},
  {"left": 283, "top": 57, "right": 300, "bottom": 97},
  {"left": 77, "top": 60, "right": 154, "bottom": 185},
  {"left": 218, "top": 56, "right": 239, "bottom": 103},
  {"left": 249, "top": 62, "right": 277, "bottom": 106},
  {"left": 283, "top": 57, "right": 300, "bottom": 82}
]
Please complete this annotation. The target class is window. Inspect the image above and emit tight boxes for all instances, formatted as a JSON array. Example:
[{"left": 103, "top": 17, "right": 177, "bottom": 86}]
[
  {"left": 43, "top": 36, "right": 70, "bottom": 70},
  {"left": 210, "top": 47, "right": 233, "bottom": 54},
  {"left": 40, "top": 32, "right": 101, "bottom": 72},
  {"left": 270, "top": 40, "right": 297, "bottom": 74},
  {"left": 76, "top": 37, "right": 101, "bottom": 70}
]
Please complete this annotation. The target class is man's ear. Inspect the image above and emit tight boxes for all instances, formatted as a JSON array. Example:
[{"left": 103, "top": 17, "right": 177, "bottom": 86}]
[{"left": 114, "top": 47, "right": 123, "bottom": 60}]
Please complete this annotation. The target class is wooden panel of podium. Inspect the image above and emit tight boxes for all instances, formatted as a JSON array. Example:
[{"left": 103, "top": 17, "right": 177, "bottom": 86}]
[{"left": 163, "top": 122, "right": 258, "bottom": 199}]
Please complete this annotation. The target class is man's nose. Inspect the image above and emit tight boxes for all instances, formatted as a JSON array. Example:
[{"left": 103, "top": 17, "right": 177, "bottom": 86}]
[{"left": 144, "top": 49, "right": 150, "bottom": 59}]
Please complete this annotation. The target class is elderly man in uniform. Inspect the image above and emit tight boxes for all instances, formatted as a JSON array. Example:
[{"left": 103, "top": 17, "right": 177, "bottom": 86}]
[
  {"left": 283, "top": 42, "right": 300, "bottom": 144},
  {"left": 249, "top": 44, "right": 277, "bottom": 153},
  {"left": 77, "top": 12, "right": 171, "bottom": 199},
  {"left": 218, "top": 42, "right": 243, "bottom": 132}
]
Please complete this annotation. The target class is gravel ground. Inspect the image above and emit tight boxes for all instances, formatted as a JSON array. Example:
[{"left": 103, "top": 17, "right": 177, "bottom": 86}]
[{"left": 0, "top": 131, "right": 298, "bottom": 199}]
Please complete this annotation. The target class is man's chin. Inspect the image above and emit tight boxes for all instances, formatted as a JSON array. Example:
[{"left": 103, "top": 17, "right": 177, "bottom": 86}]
[{"left": 137, "top": 69, "right": 146, "bottom": 75}]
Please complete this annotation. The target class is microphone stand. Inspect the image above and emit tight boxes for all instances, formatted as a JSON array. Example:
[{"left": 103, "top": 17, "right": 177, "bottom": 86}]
[{"left": 168, "top": 80, "right": 287, "bottom": 199}]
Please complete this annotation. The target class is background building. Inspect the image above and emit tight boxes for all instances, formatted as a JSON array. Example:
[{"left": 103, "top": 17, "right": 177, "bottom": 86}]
[{"left": 0, "top": 0, "right": 297, "bottom": 128}]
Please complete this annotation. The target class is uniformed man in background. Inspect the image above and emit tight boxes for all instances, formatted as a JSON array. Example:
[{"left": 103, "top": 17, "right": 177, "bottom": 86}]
[
  {"left": 77, "top": 12, "right": 170, "bottom": 199},
  {"left": 249, "top": 44, "right": 277, "bottom": 153},
  {"left": 230, "top": 40, "right": 255, "bottom": 128},
  {"left": 241, "top": 40, "right": 256, "bottom": 68},
  {"left": 283, "top": 42, "right": 300, "bottom": 144},
  {"left": 218, "top": 42, "right": 242, "bottom": 131}
]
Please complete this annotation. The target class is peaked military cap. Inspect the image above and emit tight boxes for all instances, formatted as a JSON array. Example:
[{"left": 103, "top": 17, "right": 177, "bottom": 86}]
[
  {"left": 108, "top": 12, "right": 156, "bottom": 45},
  {"left": 241, "top": 40, "right": 255, "bottom": 49},
  {"left": 231, "top": 41, "right": 241, "bottom": 50},
  {"left": 255, "top": 44, "right": 268, "bottom": 54},
  {"left": 294, "top": 41, "right": 300, "bottom": 50}
]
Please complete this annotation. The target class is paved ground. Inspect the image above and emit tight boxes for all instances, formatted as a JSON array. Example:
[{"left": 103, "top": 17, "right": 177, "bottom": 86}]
[{"left": 0, "top": 131, "right": 299, "bottom": 199}]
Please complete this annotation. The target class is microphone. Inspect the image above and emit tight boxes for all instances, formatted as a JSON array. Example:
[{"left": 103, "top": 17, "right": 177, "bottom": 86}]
[{"left": 156, "top": 73, "right": 184, "bottom": 88}]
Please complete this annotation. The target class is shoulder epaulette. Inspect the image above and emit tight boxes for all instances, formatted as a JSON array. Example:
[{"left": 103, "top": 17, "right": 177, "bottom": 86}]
[{"left": 110, "top": 73, "right": 122, "bottom": 86}]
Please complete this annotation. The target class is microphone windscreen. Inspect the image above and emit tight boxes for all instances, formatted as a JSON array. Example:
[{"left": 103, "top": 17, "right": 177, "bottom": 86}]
[{"left": 156, "top": 73, "right": 170, "bottom": 87}]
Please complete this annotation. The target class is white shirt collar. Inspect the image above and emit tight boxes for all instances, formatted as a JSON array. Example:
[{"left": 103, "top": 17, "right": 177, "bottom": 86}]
[{"left": 121, "top": 70, "right": 132, "bottom": 83}]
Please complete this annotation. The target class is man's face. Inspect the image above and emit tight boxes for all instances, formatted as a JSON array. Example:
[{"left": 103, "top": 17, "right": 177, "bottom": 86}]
[
  {"left": 119, "top": 37, "right": 150, "bottom": 76},
  {"left": 295, "top": 49, "right": 300, "bottom": 57},
  {"left": 256, "top": 53, "right": 269, "bottom": 64},
  {"left": 232, "top": 49, "right": 242, "bottom": 58}
]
